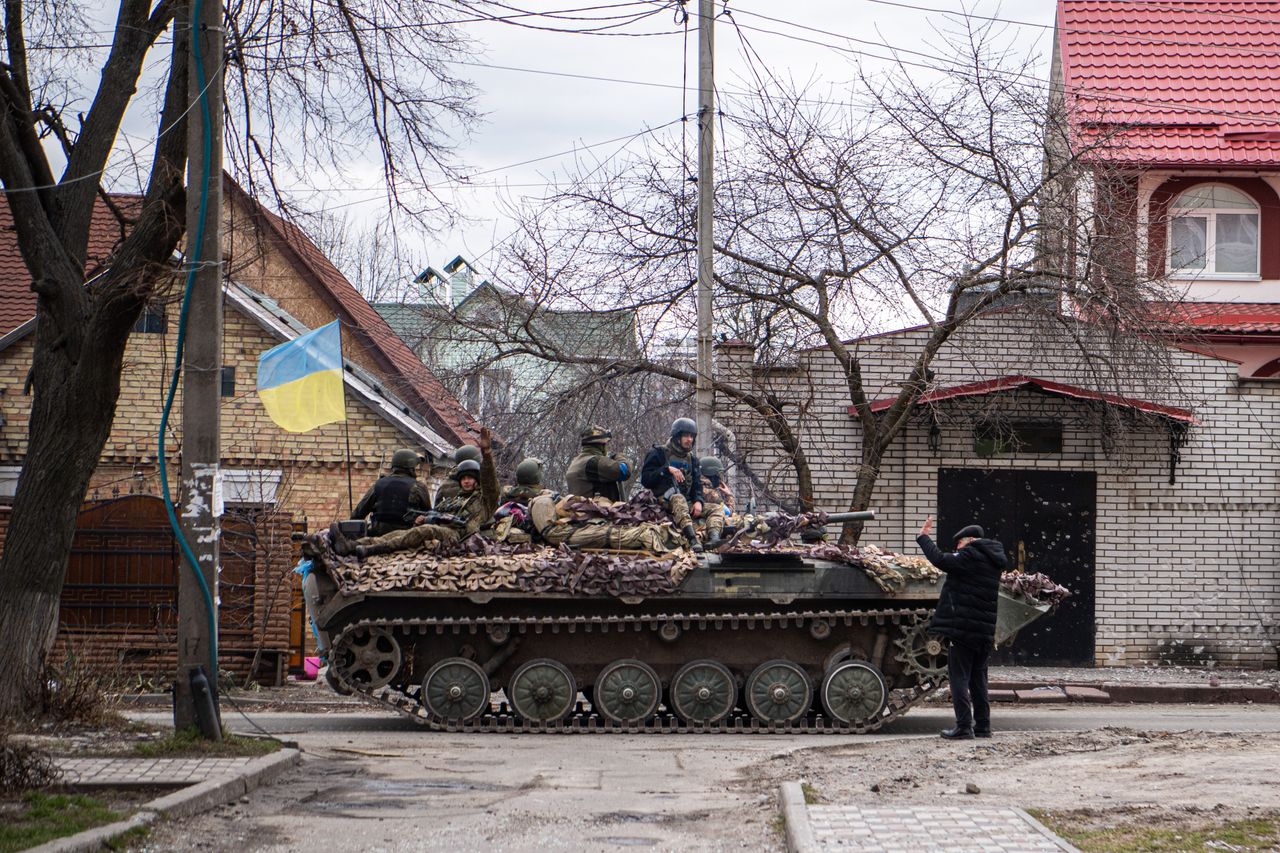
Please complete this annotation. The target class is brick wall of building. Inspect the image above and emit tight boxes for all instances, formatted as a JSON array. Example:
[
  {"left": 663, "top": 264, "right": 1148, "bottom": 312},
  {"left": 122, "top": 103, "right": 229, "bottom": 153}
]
[{"left": 716, "top": 311, "right": 1280, "bottom": 667}]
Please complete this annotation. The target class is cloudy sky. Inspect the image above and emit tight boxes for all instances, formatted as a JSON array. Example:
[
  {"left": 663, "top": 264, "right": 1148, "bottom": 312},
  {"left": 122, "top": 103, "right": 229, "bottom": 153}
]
[{"left": 288, "top": 0, "right": 1059, "bottom": 288}]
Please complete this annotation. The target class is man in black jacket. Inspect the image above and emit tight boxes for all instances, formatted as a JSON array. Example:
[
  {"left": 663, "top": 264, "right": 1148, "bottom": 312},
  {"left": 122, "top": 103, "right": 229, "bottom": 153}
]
[
  {"left": 640, "top": 417, "right": 704, "bottom": 552},
  {"left": 917, "top": 516, "right": 1008, "bottom": 740},
  {"left": 347, "top": 448, "right": 432, "bottom": 536}
]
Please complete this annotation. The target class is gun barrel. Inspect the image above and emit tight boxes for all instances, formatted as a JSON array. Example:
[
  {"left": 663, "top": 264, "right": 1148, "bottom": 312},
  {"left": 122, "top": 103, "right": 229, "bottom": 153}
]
[{"left": 823, "top": 510, "right": 876, "bottom": 523}]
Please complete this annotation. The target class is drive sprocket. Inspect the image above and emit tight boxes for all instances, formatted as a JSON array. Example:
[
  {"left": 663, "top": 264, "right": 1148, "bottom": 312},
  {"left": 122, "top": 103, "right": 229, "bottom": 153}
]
[{"left": 894, "top": 619, "right": 948, "bottom": 680}]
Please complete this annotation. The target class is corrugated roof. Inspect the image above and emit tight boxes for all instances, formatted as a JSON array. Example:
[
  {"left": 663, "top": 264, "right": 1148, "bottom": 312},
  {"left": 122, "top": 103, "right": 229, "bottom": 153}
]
[
  {"left": 1060, "top": 1, "right": 1280, "bottom": 165},
  {"left": 0, "top": 195, "right": 141, "bottom": 335},
  {"left": 1149, "top": 301, "right": 1280, "bottom": 333},
  {"left": 857, "top": 374, "right": 1195, "bottom": 423}
]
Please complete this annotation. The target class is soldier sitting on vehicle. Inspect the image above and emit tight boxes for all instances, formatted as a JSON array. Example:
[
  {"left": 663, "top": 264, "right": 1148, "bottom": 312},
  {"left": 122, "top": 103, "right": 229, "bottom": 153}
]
[
  {"left": 527, "top": 492, "right": 685, "bottom": 553},
  {"left": 434, "top": 443, "right": 481, "bottom": 504},
  {"left": 332, "top": 459, "right": 486, "bottom": 559},
  {"left": 640, "top": 418, "right": 704, "bottom": 552},
  {"left": 499, "top": 458, "right": 545, "bottom": 506},
  {"left": 565, "top": 425, "right": 633, "bottom": 501},
  {"left": 344, "top": 448, "right": 432, "bottom": 537},
  {"left": 698, "top": 456, "right": 732, "bottom": 547}
]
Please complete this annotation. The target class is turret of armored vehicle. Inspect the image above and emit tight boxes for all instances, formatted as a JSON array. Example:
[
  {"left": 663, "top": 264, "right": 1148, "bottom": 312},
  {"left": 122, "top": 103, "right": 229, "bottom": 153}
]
[{"left": 299, "top": 505, "right": 1051, "bottom": 733}]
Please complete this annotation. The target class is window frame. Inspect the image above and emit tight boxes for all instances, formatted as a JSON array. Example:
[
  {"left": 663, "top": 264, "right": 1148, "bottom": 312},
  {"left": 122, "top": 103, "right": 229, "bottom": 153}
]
[{"left": 1167, "top": 184, "right": 1261, "bottom": 280}]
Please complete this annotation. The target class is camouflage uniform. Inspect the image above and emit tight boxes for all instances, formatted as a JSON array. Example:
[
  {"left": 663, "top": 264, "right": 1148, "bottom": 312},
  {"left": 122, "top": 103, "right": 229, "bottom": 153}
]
[
  {"left": 353, "top": 487, "right": 484, "bottom": 555},
  {"left": 698, "top": 477, "right": 728, "bottom": 540},
  {"left": 564, "top": 427, "right": 632, "bottom": 501},
  {"left": 528, "top": 493, "right": 683, "bottom": 553}
]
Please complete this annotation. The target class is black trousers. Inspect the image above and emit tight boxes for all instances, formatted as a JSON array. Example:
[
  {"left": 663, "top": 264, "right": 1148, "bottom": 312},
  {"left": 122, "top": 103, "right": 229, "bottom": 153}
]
[{"left": 947, "top": 640, "right": 991, "bottom": 731}]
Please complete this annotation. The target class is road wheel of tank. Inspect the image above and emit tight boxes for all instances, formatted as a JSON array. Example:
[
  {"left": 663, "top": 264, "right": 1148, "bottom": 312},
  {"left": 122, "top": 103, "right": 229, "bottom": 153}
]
[
  {"left": 508, "top": 659, "right": 577, "bottom": 724},
  {"left": 422, "top": 658, "right": 491, "bottom": 722},
  {"left": 670, "top": 659, "right": 736, "bottom": 725},
  {"left": 337, "top": 626, "right": 402, "bottom": 689},
  {"left": 593, "top": 659, "right": 661, "bottom": 724},
  {"left": 820, "top": 661, "right": 888, "bottom": 725},
  {"left": 745, "top": 660, "right": 812, "bottom": 724}
]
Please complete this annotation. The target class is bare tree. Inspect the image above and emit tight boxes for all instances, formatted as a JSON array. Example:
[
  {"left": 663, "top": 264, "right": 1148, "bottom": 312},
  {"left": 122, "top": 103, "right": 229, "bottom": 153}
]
[
  {"left": 458, "top": 24, "right": 1187, "bottom": 541},
  {"left": 0, "top": 0, "right": 474, "bottom": 718}
]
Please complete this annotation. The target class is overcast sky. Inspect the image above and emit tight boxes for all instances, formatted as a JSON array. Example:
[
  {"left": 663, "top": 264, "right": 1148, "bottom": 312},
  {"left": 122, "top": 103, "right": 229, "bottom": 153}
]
[{"left": 286, "top": 0, "right": 1059, "bottom": 288}]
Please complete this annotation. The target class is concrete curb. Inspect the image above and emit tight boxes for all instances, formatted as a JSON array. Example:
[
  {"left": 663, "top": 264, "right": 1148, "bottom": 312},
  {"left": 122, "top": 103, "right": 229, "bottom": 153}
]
[
  {"left": 779, "top": 781, "right": 817, "bottom": 853},
  {"left": 29, "top": 748, "right": 302, "bottom": 852},
  {"left": 987, "top": 682, "right": 1280, "bottom": 704}
]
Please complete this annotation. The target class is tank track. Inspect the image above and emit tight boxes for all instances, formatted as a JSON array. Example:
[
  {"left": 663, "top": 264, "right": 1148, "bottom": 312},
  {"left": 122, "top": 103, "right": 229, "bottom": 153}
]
[{"left": 327, "top": 606, "right": 944, "bottom": 734}]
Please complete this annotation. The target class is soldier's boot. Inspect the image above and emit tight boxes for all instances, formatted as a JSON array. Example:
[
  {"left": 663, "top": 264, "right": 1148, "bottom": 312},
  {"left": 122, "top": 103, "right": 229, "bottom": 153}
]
[
  {"left": 682, "top": 524, "right": 704, "bottom": 553},
  {"left": 355, "top": 541, "right": 398, "bottom": 560},
  {"left": 329, "top": 522, "right": 356, "bottom": 557},
  {"left": 705, "top": 528, "right": 722, "bottom": 547}
]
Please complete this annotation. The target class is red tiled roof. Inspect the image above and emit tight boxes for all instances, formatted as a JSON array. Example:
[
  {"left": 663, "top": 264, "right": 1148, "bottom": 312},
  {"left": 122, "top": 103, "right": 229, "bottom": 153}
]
[
  {"left": 0, "top": 195, "right": 141, "bottom": 335},
  {"left": 225, "top": 180, "right": 478, "bottom": 444},
  {"left": 1148, "top": 301, "right": 1280, "bottom": 333},
  {"left": 856, "top": 375, "right": 1195, "bottom": 423},
  {"left": 1060, "top": 1, "right": 1280, "bottom": 165}
]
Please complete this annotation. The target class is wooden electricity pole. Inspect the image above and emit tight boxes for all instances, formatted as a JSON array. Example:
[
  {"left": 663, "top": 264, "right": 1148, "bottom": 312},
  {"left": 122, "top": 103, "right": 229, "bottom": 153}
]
[
  {"left": 174, "top": 0, "right": 224, "bottom": 734},
  {"left": 694, "top": 0, "right": 715, "bottom": 452}
]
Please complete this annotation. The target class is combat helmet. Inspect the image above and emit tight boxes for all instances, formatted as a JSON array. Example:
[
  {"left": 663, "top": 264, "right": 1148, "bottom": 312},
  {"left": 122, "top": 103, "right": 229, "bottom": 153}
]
[
  {"left": 580, "top": 425, "right": 612, "bottom": 446},
  {"left": 454, "top": 444, "right": 482, "bottom": 464},
  {"left": 452, "top": 458, "right": 482, "bottom": 481},
  {"left": 515, "top": 457, "right": 544, "bottom": 486},
  {"left": 700, "top": 456, "right": 723, "bottom": 477},
  {"left": 671, "top": 417, "right": 697, "bottom": 440},
  {"left": 390, "top": 448, "right": 421, "bottom": 473}
]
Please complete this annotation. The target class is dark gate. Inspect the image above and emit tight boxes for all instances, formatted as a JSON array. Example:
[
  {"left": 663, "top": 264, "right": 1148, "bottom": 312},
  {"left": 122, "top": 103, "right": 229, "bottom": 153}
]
[{"left": 937, "top": 468, "right": 1096, "bottom": 666}]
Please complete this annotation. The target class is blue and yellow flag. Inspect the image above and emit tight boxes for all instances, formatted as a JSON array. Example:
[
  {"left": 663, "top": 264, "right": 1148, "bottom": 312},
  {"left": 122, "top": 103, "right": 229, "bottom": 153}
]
[{"left": 256, "top": 319, "right": 347, "bottom": 433}]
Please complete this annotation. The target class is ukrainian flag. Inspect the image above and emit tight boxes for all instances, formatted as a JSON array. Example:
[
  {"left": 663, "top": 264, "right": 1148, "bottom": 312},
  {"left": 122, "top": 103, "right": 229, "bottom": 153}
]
[{"left": 256, "top": 319, "right": 347, "bottom": 432}]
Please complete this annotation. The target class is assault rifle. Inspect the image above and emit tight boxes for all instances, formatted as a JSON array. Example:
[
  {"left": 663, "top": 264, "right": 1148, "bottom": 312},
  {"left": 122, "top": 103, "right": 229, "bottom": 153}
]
[{"left": 405, "top": 509, "right": 468, "bottom": 528}]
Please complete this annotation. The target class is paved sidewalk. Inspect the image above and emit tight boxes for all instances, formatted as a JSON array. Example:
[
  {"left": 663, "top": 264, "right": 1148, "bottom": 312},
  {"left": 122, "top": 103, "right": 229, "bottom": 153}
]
[
  {"left": 56, "top": 756, "right": 257, "bottom": 787},
  {"left": 780, "top": 783, "right": 1078, "bottom": 852}
]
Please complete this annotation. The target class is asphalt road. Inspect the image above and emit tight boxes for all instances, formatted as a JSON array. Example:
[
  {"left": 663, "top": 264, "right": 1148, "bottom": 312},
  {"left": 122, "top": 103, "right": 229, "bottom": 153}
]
[{"left": 126, "top": 704, "right": 1280, "bottom": 852}]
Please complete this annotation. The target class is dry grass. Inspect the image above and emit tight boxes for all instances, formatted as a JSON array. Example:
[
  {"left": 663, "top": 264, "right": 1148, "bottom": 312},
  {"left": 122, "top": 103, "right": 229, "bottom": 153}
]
[
  {"left": 0, "top": 729, "right": 60, "bottom": 796},
  {"left": 26, "top": 654, "right": 125, "bottom": 729}
]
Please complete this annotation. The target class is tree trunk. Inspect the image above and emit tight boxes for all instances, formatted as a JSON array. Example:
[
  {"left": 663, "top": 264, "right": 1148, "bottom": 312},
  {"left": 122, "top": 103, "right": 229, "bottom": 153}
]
[
  {"left": 838, "top": 437, "right": 886, "bottom": 545},
  {"left": 0, "top": 307, "right": 132, "bottom": 719}
]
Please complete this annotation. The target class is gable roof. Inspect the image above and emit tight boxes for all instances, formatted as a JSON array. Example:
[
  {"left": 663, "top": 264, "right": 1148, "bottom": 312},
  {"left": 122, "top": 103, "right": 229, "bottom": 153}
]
[
  {"left": 1059, "top": 1, "right": 1280, "bottom": 166},
  {"left": 0, "top": 194, "right": 141, "bottom": 335},
  {"left": 1149, "top": 301, "right": 1280, "bottom": 334},
  {"left": 224, "top": 179, "right": 478, "bottom": 445},
  {"left": 857, "top": 374, "right": 1196, "bottom": 423}
]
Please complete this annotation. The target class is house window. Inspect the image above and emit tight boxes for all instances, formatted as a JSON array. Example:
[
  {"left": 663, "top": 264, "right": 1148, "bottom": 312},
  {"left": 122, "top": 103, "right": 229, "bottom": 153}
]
[
  {"left": 220, "top": 366, "right": 236, "bottom": 397},
  {"left": 132, "top": 304, "right": 167, "bottom": 333},
  {"left": 220, "top": 469, "right": 283, "bottom": 506},
  {"left": 0, "top": 465, "right": 20, "bottom": 501},
  {"left": 974, "top": 420, "right": 1063, "bottom": 457},
  {"left": 1168, "top": 184, "right": 1259, "bottom": 276}
]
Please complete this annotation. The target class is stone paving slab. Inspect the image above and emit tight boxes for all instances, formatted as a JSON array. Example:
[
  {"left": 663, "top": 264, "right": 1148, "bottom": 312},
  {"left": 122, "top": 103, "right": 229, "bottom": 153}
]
[
  {"left": 56, "top": 756, "right": 256, "bottom": 786},
  {"left": 802, "top": 802, "right": 1077, "bottom": 852}
]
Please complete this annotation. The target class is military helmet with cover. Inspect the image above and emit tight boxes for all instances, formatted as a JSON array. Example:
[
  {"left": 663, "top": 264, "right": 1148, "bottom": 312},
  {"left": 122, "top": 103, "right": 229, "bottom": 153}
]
[
  {"left": 452, "top": 458, "right": 482, "bottom": 480},
  {"left": 700, "top": 456, "right": 723, "bottom": 477},
  {"left": 453, "top": 444, "right": 482, "bottom": 464},
  {"left": 580, "top": 425, "right": 612, "bottom": 446},
  {"left": 390, "top": 448, "right": 421, "bottom": 473},
  {"left": 671, "top": 417, "right": 698, "bottom": 439},
  {"left": 515, "top": 457, "right": 544, "bottom": 486}
]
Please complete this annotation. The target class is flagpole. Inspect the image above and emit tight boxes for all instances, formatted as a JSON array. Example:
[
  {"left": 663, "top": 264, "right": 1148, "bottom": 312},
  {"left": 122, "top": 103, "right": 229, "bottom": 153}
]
[{"left": 343, "top": 389, "right": 354, "bottom": 516}]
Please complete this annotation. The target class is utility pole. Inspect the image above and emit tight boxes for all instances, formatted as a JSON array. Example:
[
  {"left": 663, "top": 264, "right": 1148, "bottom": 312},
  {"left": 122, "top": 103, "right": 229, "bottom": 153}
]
[
  {"left": 174, "top": 0, "right": 224, "bottom": 735},
  {"left": 694, "top": 0, "right": 715, "bottom": 452}
]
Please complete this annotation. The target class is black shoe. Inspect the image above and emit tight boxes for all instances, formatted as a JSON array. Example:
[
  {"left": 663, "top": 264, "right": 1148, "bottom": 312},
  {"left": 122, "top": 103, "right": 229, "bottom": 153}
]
[
  {"left": 682, "top": 524, "right": 704, "bottom": 553},
  {"left": 940, "top": 726, "right": 975, "bottom": 740},
  {"left": 975, "top": 728, "right": 992, "bottom": 738}
]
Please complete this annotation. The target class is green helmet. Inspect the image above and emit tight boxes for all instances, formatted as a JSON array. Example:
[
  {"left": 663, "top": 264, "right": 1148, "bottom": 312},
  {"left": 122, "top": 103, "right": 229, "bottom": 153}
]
[
  {"left": 515, "top": 457, "right": 544, "bottom": 486},
  {"left": 700, "top": 456, "right": 723, "bottom": 477},
  {"left": 391, "top": 448, "right": 420, "bottom": 473},
  {"left": 452, "top": 458, "right": 481, "bottom": 481},
  {"left": 580, "top": 425, "right": 611, "bottom": 446},
  {"left": 454, "top": 444, "right": 482, "bottom": 464}
]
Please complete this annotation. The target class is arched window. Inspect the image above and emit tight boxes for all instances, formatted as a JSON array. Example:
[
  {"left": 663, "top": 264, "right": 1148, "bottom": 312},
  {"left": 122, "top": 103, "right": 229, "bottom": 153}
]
[{"left": 1168, "top": 184, "right": 1260, "bottom": 276}]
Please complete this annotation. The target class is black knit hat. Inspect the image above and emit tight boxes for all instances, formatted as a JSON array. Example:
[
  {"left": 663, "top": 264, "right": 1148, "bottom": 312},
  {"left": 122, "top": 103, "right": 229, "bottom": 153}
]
[{"left": 954, "top": 524, "right": 984, "bottom": 543}]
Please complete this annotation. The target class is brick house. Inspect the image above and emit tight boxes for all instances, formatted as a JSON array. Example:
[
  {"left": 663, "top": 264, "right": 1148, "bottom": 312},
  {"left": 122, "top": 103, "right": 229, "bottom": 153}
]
[
  {"left": 714, "top": 1, "right": 1280, "bottom": 668},
  {"left": 0, "top": 176, "right": 478, "bottom": 680}
]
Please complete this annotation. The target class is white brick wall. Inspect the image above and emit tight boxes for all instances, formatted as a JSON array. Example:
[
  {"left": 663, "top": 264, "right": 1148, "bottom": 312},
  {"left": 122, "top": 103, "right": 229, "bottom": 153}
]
[{"left": 716, "top": 311, "right": 1280, "bottom": 668}]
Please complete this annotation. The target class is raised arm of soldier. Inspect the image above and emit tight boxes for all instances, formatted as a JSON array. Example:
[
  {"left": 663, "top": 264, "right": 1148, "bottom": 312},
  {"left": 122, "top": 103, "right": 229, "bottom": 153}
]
[{"left": 478, "top": 426, "right": 500, "bottom": 518}]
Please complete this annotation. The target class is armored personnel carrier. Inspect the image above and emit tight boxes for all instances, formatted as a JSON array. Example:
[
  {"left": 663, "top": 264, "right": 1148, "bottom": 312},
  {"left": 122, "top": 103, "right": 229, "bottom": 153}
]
[{"left": 301, "top": 509, "right": 1047, "bottom": 734}]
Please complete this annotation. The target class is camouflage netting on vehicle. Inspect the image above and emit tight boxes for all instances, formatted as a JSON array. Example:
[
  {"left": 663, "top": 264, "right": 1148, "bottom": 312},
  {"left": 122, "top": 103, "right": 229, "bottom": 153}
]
[
  {"left": 556, "top": 488, "right": 670, "bottom": 524},
  {"left": 1001, "top": 571, "right": 1072, "bottom": 609},
  {"left": 320, "top": 534, "right": 699, "bottom": 597}
]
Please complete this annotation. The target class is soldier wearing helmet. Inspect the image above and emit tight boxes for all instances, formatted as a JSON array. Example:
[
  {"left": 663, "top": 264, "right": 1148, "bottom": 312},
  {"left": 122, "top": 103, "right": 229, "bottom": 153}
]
[
  {"left": 499, "top": 457, "right": 546, "bottom": 506},
  {"left": 435, "top": 428, "right": 501, "bottom": 519},
  {"left": 333, "top": 456, "right": 486, "bottom": 559},
  {"left": 435, "top": 443, "right": 482, "bottom": 505},
  {"left": 640, "top": 417, "right": 704, "bottom": 552},
  {"left": 564, "top": 425, "right": 633, "bottom": 502},
  {"left": 348, "top": 448, "right": 432, "bottom": 536},
  {"left": 698, "top": 456, "right": 732, "bottom": 547}
]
